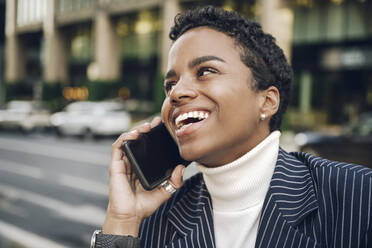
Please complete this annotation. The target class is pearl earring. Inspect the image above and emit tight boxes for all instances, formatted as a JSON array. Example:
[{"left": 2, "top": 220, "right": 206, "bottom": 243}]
[{"left": 260, "top": 113, "right": 266, "bottom": 121}]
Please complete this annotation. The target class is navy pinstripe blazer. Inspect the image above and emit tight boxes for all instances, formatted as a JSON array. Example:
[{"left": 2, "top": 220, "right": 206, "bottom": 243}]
[{"left": 139, "top": 149, "right": 372, "bottom": 248}]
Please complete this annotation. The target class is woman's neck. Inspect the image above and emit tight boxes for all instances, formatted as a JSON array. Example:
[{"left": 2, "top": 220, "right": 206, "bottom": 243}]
[
  {"left": 196, "top": 131, "right": 280, "bottom": 211},
  {"left": 196, "top": 128, "right": 272, "bottom": 168}
]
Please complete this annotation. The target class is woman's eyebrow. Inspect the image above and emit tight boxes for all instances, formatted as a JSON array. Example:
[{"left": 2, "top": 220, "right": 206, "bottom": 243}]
[
  {"left": 164, "top": 69, "right": 176, "bottom": 80},
  {"left": 164, "top": 55, "right": 225, "bottom": 80},
  {"left": 188, "top": 55, "right": 226, "bottom": 68}
]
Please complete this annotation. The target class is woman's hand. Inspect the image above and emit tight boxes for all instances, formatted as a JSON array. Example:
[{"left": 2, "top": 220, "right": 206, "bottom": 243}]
[{"left": 102, "top": 116, "right": 185, "bottom": 237}]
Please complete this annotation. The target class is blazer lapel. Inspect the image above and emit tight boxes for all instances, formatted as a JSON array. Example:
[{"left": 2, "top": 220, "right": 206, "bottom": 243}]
[
  {"left": 167, "top": 175, "right": 216, "bottom": 248},
  {"left": 255, "top": 148, "right": 320, "bottom": 248}
]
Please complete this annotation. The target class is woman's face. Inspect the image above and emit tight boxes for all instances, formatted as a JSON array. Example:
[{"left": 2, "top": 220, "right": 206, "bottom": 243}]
[{"left": 161, "top": 27, "right": 270, "bottom": 167}]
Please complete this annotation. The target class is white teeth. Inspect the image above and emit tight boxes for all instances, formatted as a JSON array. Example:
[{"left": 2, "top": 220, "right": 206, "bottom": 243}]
[{"left": 175, "top": 111, "right": 209, "bottom": 129}]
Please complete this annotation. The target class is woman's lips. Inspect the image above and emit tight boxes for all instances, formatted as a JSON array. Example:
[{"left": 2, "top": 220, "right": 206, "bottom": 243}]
[
  {"left": 174, "top": 111, "right": 210, "bottom": 129},
  {"left": 175, "top": 117, "right": 208, "bottom": 138}
]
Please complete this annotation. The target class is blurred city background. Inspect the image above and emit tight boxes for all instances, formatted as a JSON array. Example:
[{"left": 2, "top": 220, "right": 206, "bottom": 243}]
[{"left": 0, "top": 0, "right": 371, "bottom": 247}]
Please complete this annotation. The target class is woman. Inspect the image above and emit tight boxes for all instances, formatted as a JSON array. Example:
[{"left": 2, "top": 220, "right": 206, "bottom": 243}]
[{"left": 92, "top": 6, "right": 372, "bottom": 248}]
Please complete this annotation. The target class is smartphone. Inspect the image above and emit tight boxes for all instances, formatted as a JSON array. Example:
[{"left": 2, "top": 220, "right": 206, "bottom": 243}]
[{"left": 122, "top": 123, "right": 191, "bottom": 191}]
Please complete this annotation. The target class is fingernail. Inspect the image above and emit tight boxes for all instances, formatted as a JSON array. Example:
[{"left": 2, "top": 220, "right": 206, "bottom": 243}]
[{"left": 130, "top": 130, "right": 138, "bottom": 134}]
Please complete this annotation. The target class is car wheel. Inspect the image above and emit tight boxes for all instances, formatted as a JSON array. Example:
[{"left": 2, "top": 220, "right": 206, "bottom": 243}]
[
  {"left": 55, "top": 127, "right": 64, "bottom": 137},
  {"left": 84, "top": 128, "right": 96, "bottom": 140},
  {"left": 19, "top": 126, "right": 32, "bottom": 134}
]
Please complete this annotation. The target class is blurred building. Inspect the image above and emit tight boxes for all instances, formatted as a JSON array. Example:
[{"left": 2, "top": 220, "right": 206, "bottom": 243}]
[
  {"left": 290, "top": 0, "right": 372, "bottom": 128},
  {"left": 3, "top": 0, "right": 372, "bottom": 128},
  {"left": 4, "top": 0, "right": 290, "bottom": 111},
  {"left": 0, "top": 0, "right": 5, "bottom": 104}
]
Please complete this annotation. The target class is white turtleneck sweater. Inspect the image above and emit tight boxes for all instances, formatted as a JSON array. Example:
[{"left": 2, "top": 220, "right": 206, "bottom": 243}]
[{"left": 196, "top": 131, "right": 280, "bottom": 248}]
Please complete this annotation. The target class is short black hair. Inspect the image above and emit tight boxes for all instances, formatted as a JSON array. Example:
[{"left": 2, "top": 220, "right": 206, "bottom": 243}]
[{"left": 169, "top": 6, "right": 292, "bottom": 132}]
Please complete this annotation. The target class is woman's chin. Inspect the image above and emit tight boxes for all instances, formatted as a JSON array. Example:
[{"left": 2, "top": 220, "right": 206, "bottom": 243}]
[
  {"left": 180, "top": 149, "right": 216, "bottom": 166},
  {"left": 179, "top": 148, "right": 203, "bottom": 162},
  {"left": 180, "top": 152, "right": 198, "bottom": 162},
  {"left": 180, "top": 148, "right": 225, "bottom": 167}
]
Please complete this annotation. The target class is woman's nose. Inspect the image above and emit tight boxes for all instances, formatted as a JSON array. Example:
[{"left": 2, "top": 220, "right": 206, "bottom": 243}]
[{"left": 169, "top": 80, "right": 197, "bottom": 105}]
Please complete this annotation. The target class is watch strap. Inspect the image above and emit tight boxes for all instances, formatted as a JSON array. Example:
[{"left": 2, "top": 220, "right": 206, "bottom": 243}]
[{"left": 95, "top": 233, "right": 140, "bottom": 248}]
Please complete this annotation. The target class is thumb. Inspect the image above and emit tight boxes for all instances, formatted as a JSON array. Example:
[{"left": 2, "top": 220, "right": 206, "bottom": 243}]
[
  {"left": 169, "top": 165, "right": 185, "bottom": 189},
  {"left": 152, "top": 165, "right": 185, "bottom": 201}
]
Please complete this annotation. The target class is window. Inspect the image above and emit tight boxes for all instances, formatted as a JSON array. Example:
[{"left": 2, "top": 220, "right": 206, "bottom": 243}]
[{"left": 17, "top": 0, "right": 46, "bottom": 26}]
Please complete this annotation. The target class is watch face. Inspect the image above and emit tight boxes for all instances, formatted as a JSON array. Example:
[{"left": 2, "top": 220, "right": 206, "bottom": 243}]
[{"left": 90, "top": 230, "right": 102, "bottom": 248}]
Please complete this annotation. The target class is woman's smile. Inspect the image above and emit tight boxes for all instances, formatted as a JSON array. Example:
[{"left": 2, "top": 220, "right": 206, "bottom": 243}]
[{"left": 174, "top": 110, "right": 210, "bottom": 137}]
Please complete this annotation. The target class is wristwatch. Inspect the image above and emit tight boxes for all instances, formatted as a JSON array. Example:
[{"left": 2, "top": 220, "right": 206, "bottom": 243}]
[
  {"left": 90, "top": 230, "right": 102, "bottom": 248},
  {"left": 90, "top": 230, "right": 141, "bottom": 248}
]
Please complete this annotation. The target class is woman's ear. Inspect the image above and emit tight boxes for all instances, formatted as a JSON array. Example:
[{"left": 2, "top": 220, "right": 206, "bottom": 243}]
[{"left": 260, "top": 86, "right": 280, "bottom": 119}]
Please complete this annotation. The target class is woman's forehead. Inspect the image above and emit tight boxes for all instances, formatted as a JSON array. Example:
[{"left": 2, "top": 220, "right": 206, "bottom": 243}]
[{"left": 167, "top": 27, "right": 241, "bottom": 66}]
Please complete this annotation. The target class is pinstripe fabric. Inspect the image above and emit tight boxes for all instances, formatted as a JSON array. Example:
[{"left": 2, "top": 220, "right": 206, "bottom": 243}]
[
  {"left": 139, "top": 149, "right": 372, "bottom": 248},
  {"left": 140, "top": 173, "right": 216, "bottom": 248}
]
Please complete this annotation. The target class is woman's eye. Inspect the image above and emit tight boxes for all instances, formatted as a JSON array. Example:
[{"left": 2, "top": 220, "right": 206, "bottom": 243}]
[
  {"left": 197, "top": 67, "right": 217, "bottom": 77},
  {"left": 164, "top": 81, "right": 176, "bottom": 95}
]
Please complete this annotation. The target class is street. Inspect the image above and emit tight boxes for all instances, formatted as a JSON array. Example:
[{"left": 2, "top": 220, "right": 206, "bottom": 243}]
[
  {"left": 0, "top": 131, "right": 200, "bottom": 248},
  {"left": 0, "top": 132, "right": 112, "bottom": 248}
]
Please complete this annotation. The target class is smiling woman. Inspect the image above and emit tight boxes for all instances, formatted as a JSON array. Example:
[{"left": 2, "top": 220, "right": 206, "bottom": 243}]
[
  {"left": 93, "top": 6, "right": 372, "bottom": 248},
  {"left": 161, "top": 26, "right": 280, "bottom": 167}
]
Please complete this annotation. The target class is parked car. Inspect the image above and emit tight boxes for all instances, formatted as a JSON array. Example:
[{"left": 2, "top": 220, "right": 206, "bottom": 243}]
[
  {"left": 0, "top": 100, "right": 51, "bottom": 132},
  {"left": 295, "top": 113, "right": 372, "bottom": 168},
  {"left": 50, "top": 101, "right": 131, "bottom": 138}
]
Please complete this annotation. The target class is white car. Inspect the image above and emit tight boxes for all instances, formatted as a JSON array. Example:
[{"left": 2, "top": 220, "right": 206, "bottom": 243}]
[
  {"left": 0, "top": 100, "right": 51, "bottom": 132},
  {"left": 50, "top": 101, "right": 131, "bottom": 137}
]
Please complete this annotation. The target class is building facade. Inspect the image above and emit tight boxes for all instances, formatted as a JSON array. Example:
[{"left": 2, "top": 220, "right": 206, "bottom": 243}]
[
  {"left": 0, "top": 0, "right": 5, "bottom": 104},
  {"left": 291, "top": 0, "right": 372, "bottom": 127},
  {"left": 3, "top": 0, "right": 292, "bottom": 108}
]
